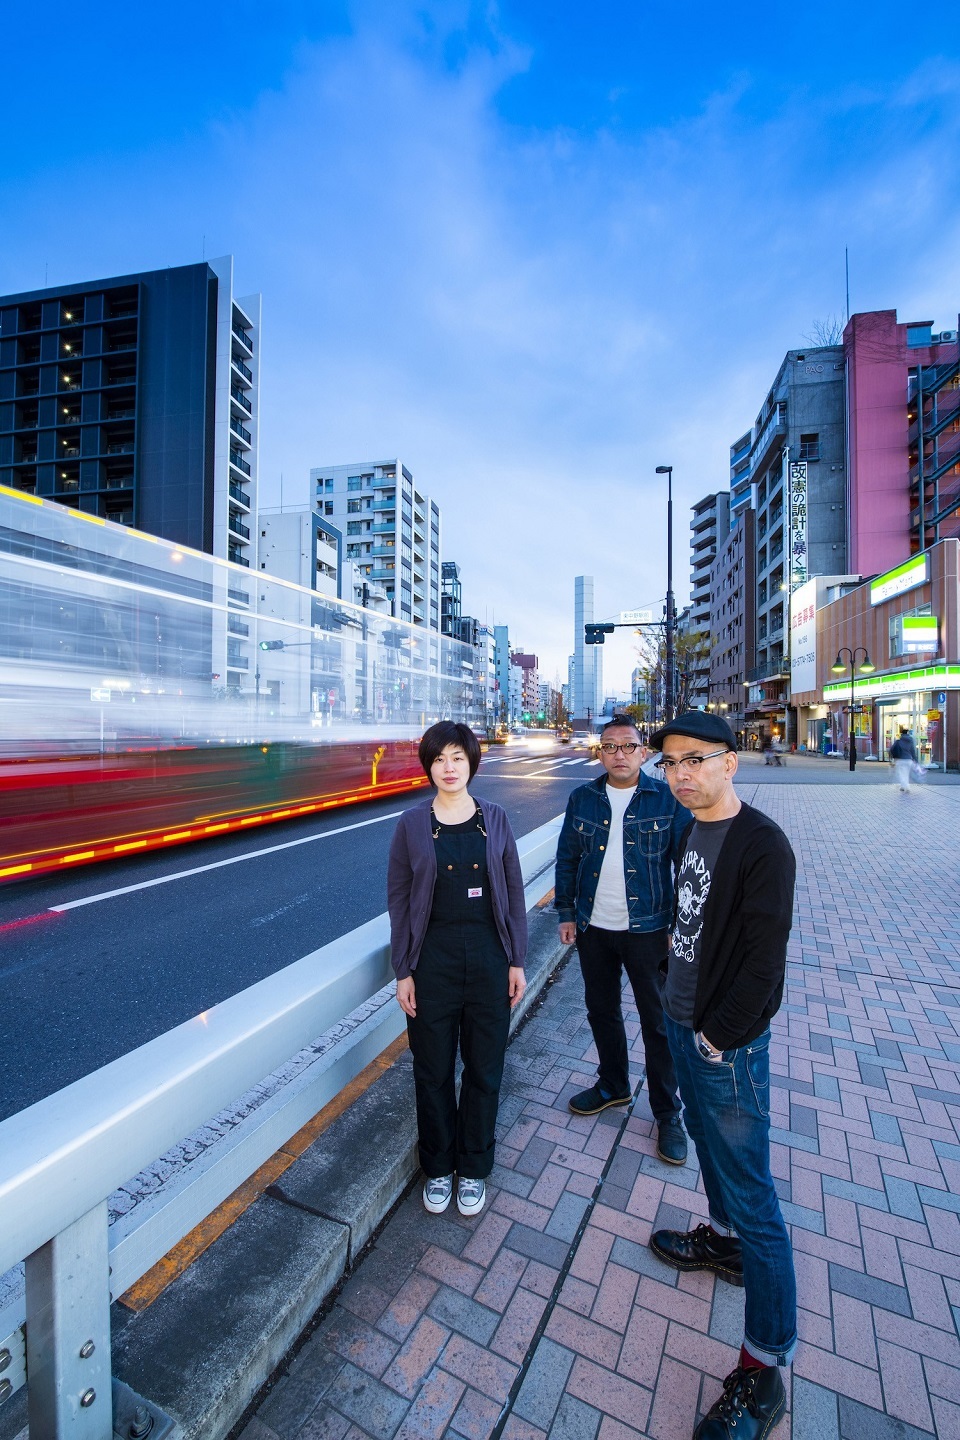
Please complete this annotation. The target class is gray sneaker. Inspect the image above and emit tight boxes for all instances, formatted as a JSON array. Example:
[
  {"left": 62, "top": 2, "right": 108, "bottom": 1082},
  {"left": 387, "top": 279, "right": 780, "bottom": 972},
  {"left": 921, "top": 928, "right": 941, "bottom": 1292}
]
[
  {"left": 423, "top": 1174, "right": 453, "bottom": 1214},
  {"left": 456, "top": 1177, "right": 485, "bottom": 1216}
]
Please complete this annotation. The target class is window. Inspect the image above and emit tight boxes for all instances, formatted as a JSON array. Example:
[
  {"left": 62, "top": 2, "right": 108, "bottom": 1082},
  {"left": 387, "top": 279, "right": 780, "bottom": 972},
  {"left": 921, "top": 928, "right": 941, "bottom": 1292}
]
[
  {"left": 346, "top": 544, "right": 361, "bottom": 558},
  {"left": 347, "top": 499, "right": 362, "bottom": 513},
  {"left": 324, "top": 501, "right": 334, "bottom": 515},
  {"left": 347, "top": 477, "right": 362, "bottom": 491},
  {"left": 799, "top": 433, "right": 820, "bottom": 462},
  {"left": 347, "top": 521, "right": 362, "bottom": 535}
]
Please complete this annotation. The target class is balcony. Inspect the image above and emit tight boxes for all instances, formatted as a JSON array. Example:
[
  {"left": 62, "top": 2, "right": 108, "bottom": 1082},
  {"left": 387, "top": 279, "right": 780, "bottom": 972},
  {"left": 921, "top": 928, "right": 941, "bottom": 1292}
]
[
  {"left": 372, "top": 477, "right": 396, "bottom": 490},
  {"left": 372, "top": 499, "right": 396, "bottom": 512},
  {"left": 231, "top": 354, "right": 253, "bottom": 382},
  {"left": 229, "top": 515, "right": 250, "bottom": 540},
  {"left": 230, "top": 418, "right": 251, "bottom": 445},
  {"left": 226, "top": 653, "right": 249, "bottom": 670},
  {"left": 371, "top": 522, "right": 395, "bottom": 534},
  {"left": 231, "top": 385, "right": 252, "bottom": 414},
  {"left": 370, "top": 567, "right": 396, "bottom": 581},
  {"left": 230, "top": 449, "right": 251, "bottom": 476},
  {"left": 229, "top": 480, "right": 251, "bottom": 509},
  {"left": 228, "top": 586, "right": 250, "bottom": 605},
  {"left": 107, "top": 406, "right": 136, "bottom": 420},
  {"left": 229, "top": 548, "right": 250, "bottom": 568},
  {"left": 746, "top": 659, "right": 787, "bottom": 683},
  {"left": 106, "top": 442, "right": 134, "bottom": 455},
  {"left": 232, "top": 322, "right": 253, "bottom": 352},
  {"left": 227, "top": 617, "right": 249, "bottom": 637},
  {"left": 371, "top": 545, "right": 396, "bottom": 557}
]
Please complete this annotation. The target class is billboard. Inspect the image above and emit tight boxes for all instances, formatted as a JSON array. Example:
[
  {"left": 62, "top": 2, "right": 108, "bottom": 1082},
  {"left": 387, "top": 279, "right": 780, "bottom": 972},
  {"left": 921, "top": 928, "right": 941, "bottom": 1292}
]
[
  {"left": 790, "top": 578, "right": 818, "bottom": 694},
  {"left": 870, "top": 554, "right": 929, "bottom": 606}
]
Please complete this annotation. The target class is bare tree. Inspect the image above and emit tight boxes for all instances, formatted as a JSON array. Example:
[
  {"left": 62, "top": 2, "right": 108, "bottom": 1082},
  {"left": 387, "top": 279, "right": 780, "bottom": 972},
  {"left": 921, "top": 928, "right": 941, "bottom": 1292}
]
[{"left": 802, "top": 315, "right": 846, "bottom": 346}]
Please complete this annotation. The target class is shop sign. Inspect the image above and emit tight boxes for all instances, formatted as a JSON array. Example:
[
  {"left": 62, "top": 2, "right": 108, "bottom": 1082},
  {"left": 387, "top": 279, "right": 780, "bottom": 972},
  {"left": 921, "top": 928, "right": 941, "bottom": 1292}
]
[
  {"left": 789, "top": 578, "right": 817, "bottom": 693},
  {"left": 894, "top": 614, "right": 939, "bottom": 654},
  {"left": 870, "top": 554, "right": 929, "bottom": 606},
  {"left": 928, "top": 709, "right": 941, "bottom": 721},
  {"left": 789, "top": 462, "right": 808, "bottom": 589},
  {"left": 824, "top": 662, "right": 960, "bottom": 702}
]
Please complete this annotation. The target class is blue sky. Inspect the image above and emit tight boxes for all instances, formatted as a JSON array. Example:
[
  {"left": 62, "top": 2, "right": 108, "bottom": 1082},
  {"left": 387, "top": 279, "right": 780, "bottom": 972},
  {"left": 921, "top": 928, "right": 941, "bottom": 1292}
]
[{"left": 4, "top": 2, "right": 960, "bottom": 690}]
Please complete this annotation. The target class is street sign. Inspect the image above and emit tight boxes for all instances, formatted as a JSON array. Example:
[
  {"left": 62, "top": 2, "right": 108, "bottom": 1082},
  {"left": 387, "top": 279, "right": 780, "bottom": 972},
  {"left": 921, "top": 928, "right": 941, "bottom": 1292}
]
[
  {"left": 90, "top": 688, "right": 111, "bottom": 702},
  {"left": 620, "top": 609, "right": 654, "bottom": 624},
  {"left": 939, "top": 691, "right": 946, "bottom": 705},
  {"left": 928, "top": 710, "right": 941, "bottom": 721}
]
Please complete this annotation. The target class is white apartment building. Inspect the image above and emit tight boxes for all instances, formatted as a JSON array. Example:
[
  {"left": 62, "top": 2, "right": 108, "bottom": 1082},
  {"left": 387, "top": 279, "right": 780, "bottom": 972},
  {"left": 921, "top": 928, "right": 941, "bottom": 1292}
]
[
  {"left": 310, "top": 459, "right": 441, "bottom": 628},
  {"left": 257, "top": 507, "right": 340, "bottom": 596}
]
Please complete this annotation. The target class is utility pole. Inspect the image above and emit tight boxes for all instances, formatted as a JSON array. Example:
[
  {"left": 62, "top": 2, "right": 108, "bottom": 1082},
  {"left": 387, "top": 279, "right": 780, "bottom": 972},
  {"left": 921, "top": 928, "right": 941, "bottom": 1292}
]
[{"left": 655, "top": 466, "right": 676, "bottom": 720}]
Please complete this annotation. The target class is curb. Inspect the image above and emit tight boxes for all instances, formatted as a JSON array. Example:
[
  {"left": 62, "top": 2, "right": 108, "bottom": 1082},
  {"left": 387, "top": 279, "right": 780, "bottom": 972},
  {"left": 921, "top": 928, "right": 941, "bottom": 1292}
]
[{"left": 68, "top": 907, "right": 570, "bottom": 1440}]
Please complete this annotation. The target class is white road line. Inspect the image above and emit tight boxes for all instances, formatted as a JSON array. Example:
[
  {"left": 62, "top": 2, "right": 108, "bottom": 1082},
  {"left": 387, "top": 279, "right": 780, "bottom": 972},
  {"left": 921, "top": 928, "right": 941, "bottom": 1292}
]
[{"left": 50, "top": 811, "right": 404, "bottom": 913}]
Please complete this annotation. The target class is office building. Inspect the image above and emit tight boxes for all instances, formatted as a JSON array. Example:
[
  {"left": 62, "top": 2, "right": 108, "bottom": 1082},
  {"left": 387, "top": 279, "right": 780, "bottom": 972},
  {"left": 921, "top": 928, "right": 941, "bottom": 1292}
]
[
  {"left": 310, "top": 459, "right": 441, "bottom": 628},
  {"left": 494, "top": 625, "right": 513, "bottom": 723},
  {"left": 0, "top": 256, "right": 260, "bottom": 568},
  {"left": 688, "top": 491, "right": 730, "bottom": 706},
  {"left": 572, "top": 575, "right": 603, "bottom": 723}
]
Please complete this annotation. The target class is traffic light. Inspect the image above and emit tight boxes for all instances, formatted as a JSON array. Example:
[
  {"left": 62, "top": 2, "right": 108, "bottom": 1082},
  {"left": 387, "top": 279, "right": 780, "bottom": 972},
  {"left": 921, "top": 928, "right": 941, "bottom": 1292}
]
[
  {"left": 259, "top": 640, "right": 285, "bottom": 650},
  {"left": 585, "top": 624, "right": 615, "bottom": 645}
]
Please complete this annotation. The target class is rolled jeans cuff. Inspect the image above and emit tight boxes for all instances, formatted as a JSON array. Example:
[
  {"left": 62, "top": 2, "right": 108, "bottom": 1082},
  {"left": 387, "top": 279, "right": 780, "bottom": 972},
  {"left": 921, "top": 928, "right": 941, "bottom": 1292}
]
[
  {"left": 743, "top": 1332, "right": 797, "bottom": 1368},
  {"left": 708, "top": 1212, "right": 737, "bottom": 1239}
]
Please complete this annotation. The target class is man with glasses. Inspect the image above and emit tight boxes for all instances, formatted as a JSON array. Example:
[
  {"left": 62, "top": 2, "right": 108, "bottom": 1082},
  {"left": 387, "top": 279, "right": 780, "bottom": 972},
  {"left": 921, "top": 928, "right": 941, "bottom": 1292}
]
[
  {"left": 647, "top": 711, "right": 796, "bottom": 1440},
  {"left": 555, "top": 715, "right": 690, "bottom": 1165}
]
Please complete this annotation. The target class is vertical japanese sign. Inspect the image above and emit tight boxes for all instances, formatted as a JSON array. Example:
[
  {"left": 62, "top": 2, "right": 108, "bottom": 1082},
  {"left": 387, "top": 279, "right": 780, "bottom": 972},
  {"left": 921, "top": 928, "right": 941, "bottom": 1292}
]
[{"left": 790, "top": 461, "right": 808, "bottom": 591}]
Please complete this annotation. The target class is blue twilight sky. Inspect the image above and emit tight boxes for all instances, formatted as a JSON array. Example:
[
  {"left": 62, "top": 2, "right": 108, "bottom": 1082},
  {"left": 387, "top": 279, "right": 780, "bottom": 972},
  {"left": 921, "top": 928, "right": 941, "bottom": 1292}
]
[{"left": 4, "top": 1, "right": 960, "bottom": 691}]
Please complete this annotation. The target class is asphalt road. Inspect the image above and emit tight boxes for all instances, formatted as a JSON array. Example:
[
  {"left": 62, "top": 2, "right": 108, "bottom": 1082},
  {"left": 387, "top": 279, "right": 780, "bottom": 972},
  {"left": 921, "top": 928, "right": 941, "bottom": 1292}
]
[{"left": 0, "top": 739, "right": 598, "bottom": 1119}]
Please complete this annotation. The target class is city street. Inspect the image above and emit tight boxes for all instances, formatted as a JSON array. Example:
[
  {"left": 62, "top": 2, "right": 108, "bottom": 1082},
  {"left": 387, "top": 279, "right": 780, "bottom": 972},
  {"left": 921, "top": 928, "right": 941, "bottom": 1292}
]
[
  {"left": 0, "top": 739, "right": 602, "bottom": 1119},
  {"left": 234, "top": 760, "right": 960, "bottom": 1440}
]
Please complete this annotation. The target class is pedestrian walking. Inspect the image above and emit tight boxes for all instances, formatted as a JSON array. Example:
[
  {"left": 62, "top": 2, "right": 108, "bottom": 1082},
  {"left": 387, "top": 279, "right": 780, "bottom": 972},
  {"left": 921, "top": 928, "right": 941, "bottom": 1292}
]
[
  {"left": 647, "top": 711, "right": 797, "bottom": 1440},
  {"left": 889, "top": 727, "right": 919, "bottom": 792},
  {"left": 554, "top": 715, "right": 691, "bottom": 1165},
  {"left": 388, "top": 721, "right": 527, "bottom": 1218}
]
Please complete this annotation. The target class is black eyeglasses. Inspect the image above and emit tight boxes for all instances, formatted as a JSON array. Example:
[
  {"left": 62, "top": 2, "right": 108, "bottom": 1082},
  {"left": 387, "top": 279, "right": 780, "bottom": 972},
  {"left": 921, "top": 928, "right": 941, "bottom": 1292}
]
[
  {"left": 600, "top": 741, "right": 640, "bottom": 755},
  {"left": 655, "top": 749, "right": 729, "bottom": 773}
]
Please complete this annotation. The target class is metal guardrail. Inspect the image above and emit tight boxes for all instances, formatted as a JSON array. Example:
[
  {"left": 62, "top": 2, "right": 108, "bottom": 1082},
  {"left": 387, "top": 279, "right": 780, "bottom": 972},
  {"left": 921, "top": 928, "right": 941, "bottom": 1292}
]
[{"left": 0, "top": 814, "right": 563, "bottom": 1437}]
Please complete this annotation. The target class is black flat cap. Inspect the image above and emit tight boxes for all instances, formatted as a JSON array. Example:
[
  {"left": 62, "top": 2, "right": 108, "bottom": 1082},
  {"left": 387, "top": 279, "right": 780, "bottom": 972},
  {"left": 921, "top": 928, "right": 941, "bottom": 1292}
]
[{"left": 649, "top": 710, "right": 738, "bottom": 752}]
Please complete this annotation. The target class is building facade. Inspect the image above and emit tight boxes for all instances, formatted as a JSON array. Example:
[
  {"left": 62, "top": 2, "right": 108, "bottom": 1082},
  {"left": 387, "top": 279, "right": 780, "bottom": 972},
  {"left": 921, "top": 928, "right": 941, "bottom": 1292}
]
[
  {"left": 708, "top": 507, "right": 756, "bottom": 742},
  {"left": 572, "top": 575, "right": 602, "bottom": 723},
  {"left": 0, "top": 256, "right": 260, "bottom": 569},
  {"left": 688, "top": 491, "right": 730, "bottom": 707},
  {"left": 310, "top": 459, "right": 441, "bottom": 628},
  {"left": 257, "top": 508, "right": 341, "bottom": 597}
]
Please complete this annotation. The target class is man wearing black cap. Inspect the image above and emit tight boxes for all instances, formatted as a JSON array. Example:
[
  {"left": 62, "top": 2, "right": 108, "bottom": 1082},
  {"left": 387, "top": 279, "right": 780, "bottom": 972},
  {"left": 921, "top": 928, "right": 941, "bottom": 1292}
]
[{"left": 646, "top": 710, "right": 796, "bottom": 1440}]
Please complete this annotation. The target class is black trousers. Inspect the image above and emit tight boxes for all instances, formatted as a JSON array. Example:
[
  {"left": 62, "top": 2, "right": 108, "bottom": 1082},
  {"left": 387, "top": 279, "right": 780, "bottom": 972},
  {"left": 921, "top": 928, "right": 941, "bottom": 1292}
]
[
  {"left": 407, "top": 922, "right": 510, "bottom": 1180},
  {"left": 575, "top": 925, "right": 680, "bottom": 1121}
]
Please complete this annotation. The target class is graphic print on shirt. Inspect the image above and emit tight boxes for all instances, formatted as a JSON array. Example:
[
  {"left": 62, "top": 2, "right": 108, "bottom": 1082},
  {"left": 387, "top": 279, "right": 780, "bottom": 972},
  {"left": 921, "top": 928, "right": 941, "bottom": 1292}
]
[{"left": 673, "top": 845, "right": 713, "bottom": 965}]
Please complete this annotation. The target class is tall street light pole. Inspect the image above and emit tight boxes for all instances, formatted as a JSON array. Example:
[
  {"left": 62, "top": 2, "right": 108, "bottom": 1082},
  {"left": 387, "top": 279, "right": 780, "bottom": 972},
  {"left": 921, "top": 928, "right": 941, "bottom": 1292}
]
[
  {"left": 655, "top": 466, "right": 676, "bottom": 720},
  {"left": 830, "top": 646, "right": 875, "bottom": 772}
]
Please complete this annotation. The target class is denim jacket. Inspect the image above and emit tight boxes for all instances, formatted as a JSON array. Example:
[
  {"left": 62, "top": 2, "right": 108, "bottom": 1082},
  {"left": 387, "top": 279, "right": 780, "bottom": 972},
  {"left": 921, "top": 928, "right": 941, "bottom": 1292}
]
[{"left": 554, "top": 774, "right": 691, "bottom": 933}]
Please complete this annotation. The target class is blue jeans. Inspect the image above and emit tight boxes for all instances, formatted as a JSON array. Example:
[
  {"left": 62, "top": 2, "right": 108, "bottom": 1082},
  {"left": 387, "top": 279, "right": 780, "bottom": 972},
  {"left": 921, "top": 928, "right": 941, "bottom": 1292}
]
[{"left": 665, "top": 1014, "right": 797, "bottom": 1366}]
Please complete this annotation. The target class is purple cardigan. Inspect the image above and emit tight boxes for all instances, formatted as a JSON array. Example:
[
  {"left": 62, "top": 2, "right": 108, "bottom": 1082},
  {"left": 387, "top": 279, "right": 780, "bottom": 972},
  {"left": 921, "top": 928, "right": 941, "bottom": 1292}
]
[{"left": 387, "top": 797, "right": 528, "bottom": 980}]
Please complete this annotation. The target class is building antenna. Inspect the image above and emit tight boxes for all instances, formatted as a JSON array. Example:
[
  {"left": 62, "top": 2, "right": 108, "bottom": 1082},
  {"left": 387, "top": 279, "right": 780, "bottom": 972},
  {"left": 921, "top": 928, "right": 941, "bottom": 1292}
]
[
  {"left": 202, "top": 234, "right": 206, "bottom": 260},
  {"left": 280, "top": 471, "right": 284, "bottom": 510},
  {"left": 845, "top": 247, "right": 850, "bottom": 322}
]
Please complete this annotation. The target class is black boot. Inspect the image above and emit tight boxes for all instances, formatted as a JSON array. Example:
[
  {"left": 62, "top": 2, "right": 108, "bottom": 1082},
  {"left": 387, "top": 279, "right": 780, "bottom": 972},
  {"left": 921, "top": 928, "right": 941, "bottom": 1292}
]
[
  {"left": 649, "top": 1222, "right": 744, "bottom": 1286},
  {"left": 694, "top": 1364, "right": 785, "bottom": 1438}
]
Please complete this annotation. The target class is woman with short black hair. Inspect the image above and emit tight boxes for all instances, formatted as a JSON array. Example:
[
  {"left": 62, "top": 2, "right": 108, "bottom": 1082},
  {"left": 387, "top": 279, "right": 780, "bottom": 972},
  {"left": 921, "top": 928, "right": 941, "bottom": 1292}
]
[{"left": 387, "top": 721, "right": 527, "bottom": 1217}]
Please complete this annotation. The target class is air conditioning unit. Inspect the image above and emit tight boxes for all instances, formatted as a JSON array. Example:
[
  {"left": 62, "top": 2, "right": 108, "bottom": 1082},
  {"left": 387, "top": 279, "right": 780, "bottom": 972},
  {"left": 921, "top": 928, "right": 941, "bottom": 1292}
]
[{"left": 939, "top": 329, "right": 958, "bottom": 344}]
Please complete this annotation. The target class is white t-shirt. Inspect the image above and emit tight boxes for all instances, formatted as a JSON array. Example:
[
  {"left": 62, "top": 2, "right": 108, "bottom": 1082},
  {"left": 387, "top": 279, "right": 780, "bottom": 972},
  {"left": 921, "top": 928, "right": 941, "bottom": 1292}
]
[{"left": 589, "top": 783, "right": 634, "bottom": 931}]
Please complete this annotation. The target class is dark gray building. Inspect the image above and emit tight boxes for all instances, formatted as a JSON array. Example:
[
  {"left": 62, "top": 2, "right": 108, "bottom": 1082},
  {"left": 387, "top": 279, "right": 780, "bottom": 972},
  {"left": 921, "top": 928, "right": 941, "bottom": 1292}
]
[
  {"left": 0, "top": 256, "right": 260, "bottom": 565},
  {"left": 730, "top": 344, "right": 846, "bottom": 739}
]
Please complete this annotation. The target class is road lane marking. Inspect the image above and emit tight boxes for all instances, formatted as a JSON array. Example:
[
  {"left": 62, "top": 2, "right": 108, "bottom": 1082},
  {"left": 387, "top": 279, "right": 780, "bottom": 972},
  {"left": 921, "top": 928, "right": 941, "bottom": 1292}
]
[{"left": 50, "top": 811, "right": 405, "bottom": 913}]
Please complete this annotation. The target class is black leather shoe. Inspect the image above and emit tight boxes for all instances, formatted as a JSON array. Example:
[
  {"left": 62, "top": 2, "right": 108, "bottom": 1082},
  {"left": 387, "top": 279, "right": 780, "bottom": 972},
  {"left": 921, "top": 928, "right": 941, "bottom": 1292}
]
[
  {"left": 694, "top": 1364, "right": 785, "bottom": 1438},
  {"left": 656, "top": 1115, "right": 688, "bottom": 1165},
  {"left": 568, "top": 1084, "right": 631, "bottom": 1116},
  {"left": 649, "top": 1222, "right": 744, "bottom": 1286}
]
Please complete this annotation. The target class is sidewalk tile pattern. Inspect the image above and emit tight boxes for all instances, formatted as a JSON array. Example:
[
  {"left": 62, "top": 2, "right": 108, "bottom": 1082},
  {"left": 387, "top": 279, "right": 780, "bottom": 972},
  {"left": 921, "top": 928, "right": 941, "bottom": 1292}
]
[{"left": 241, "top": 782, "right": 960, "bottom": 1439}]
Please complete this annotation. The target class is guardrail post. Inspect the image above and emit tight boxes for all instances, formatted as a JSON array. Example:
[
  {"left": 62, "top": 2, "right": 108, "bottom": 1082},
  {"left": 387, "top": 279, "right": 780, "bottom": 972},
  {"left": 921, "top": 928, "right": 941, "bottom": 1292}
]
[{"left": 25, "top": 1201, "right": 112, "bottom": 1439}]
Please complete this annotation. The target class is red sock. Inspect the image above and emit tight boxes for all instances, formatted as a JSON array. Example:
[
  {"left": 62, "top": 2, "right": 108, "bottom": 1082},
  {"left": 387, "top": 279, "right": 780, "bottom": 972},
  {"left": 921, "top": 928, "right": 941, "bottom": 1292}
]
[{"left": 739, "top": 1344, "right": 767, "bottom": 1371}]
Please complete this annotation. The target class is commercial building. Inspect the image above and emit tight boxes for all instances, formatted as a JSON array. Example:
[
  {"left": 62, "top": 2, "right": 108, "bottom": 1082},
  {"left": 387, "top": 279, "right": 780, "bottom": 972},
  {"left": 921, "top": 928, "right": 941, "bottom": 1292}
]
[
  {"left": 791, "top": 543, "right": 958, "bottom": 768},
  {"left": 708, "top": 507, "right": 756, "bottom": 742},
  {"left": 0, "top": 257, "right": 260, "bottom": 569},
  {"left": 511, "top": 651, "right": 540, "bottom": 721},
  {"left": 688, "top": 492, "right": 729, "bottom": 707},
  {"left": 571, "top": 575, "right": 602, "bottom": 723},
  {"left": 311, "top": 459, "right": 441, "bottom": 628}
]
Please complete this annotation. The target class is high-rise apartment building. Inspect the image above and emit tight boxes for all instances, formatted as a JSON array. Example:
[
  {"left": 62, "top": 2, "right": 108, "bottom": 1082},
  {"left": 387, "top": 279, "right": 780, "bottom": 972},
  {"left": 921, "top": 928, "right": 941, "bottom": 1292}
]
[
  {"left": 310, "top": 459, "right": 441, "bottom": 627},
  {"left": 0, "top": 256, "right": 260, "bottom": 567},
  {"left": 572, "top": 575, "right": 602, "bottom": 722},
  {"left": 688, "top": 492, "right": 730, "bottom": 706},
  {"left": 256, "top": 508, "right": 341, "bottom": 596},
  {"left": 708, "top": 508, "right": 756, "bottom": 740}
]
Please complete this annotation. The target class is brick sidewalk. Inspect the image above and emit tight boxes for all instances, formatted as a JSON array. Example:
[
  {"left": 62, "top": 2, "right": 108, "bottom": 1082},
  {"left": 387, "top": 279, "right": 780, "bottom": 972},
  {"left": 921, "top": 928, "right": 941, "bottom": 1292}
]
[{"left": 240, "top": 780, "right": 960, "bottom": 1440}]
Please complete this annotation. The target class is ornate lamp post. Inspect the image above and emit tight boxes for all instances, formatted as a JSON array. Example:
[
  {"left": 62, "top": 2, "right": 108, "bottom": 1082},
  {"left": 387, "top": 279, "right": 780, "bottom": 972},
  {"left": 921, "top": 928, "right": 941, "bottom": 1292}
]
[{"left": 830, "top": 647, "right": 875, "bottom": 772}]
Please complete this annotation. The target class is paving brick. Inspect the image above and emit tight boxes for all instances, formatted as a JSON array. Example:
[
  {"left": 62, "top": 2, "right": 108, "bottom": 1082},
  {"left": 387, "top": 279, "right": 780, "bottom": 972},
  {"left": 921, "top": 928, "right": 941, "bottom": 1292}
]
[
  {"left": 512, "top": 1336, "right": 576, "bottom": 1430},
  {"left": 567, "top": 1356, "right": 653, "bottom": 1433},
  {"left": 663, "top": 1320, "right": 739, "bottom": 1383},
  {"left": 831, "top": 1292, "right": 878, "bottom": 1368},
  {"left": 448, "top": 1385, "right": 501, "bottom": 1440},
  {"left": 556, "top": 1275, "right": 596, "bottom": 1316},
  {"left": 527, "top": 1162, "right": 575, "bottom": 1210},
  {"left": 321, "top": 1362, "right": 410, "bottom": 1440},
  {"left": 473, "top": 1245, "right": 529, "bottom": 1312},
  {"left": 378, "top": 1271, "right": 441, "bottom": 1343},
  {"left": 793, "top": 1343, "right": 883, "bottom": 1409},
  {"left": 591, "top": 1262, "right": 639, "bottom": 1333},
  {"left": 392, "top": 1364, "right": 465, "bottom": 1439},
  {"left": 569, "top": 1223, "right": 615, "bottom": 1284},
  {"left": 337, "top": 1275, "right": 393, "bottom": 1327},
  {"left": 440, "top": 1332, "right": 518, "bottom": 1403},
  {"left": 294, "top": 1405, "right": 353, "bottom": 1440},
  {"left": 930, "top": 1396, "right": 960, "bottom": 1440},
  {"left": 923, "top": 1355, "right": 960, "bottom": 1403},
  {"left": 617, "top": 1305, "right": 669, "bottom": 1389},
  {"left": 545, "top": 1304, "right": 624, "bottom": 1368},
  {"left": 490, "top": 1283, "right": 548, "bottom": 1363},
  {"left": 321, "top": 1308, "right": 399, "bottom": 1379},
  {"left": 837, "top": 1393, "right": 937, "bottom": 1440},
  {"left": 500, "top": 1416, "right": 548, "bottom": 1440},
  {"left": 635, "top": 1275, "right": 711, "bottom": 1330},
  {"left": 426, "top": 1286, "right": 499, "bottom": 1346},
  {"left": 506, "top": 1223, "right": 572, "bottom": 1269},
  {"left": 420, "top": 1244, "right": 486, "bottom": 1296},
  {"left": 546, "top": 1192, "right": 591, "bottom": 1243},
  {"left": 462, "top": 1209, "right": 514, "bottom": 1266},
  {"left": 644, "top": 1354, "right": 701, "bottom": 1440}
]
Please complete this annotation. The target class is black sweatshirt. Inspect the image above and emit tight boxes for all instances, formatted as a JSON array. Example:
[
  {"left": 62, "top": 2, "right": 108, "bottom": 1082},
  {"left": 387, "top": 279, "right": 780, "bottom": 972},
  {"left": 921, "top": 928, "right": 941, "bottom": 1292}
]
[{"left": 670, "top": 802, "right": 796, "bottom": 1051}]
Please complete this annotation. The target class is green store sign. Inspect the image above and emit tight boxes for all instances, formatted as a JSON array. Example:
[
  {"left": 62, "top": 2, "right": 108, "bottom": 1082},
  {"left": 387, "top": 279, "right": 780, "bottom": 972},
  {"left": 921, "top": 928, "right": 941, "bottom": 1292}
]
[{"left": 824, "top": 663, "right": 960, "bottom": 701}]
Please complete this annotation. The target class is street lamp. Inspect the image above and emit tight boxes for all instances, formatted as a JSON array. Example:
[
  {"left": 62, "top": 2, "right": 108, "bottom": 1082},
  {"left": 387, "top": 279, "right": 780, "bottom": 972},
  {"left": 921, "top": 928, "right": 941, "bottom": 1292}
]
[
  {"left": 655, "top": 465, "right": 676, "bottom": 720},
  {"left": 830, "top": 647, "right": 875, "bottom": 772}
]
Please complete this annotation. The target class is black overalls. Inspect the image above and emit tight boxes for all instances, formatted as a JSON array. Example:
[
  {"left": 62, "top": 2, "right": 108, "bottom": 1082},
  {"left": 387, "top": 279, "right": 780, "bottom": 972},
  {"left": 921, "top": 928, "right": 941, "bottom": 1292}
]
[{"left": 406, "top": 806, "right": 511, "bottom": 1180}]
